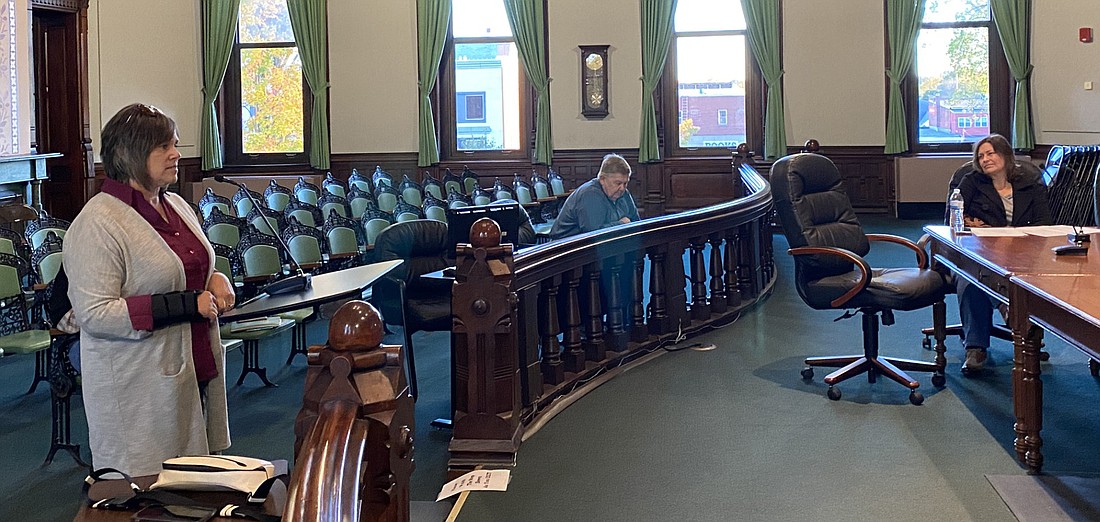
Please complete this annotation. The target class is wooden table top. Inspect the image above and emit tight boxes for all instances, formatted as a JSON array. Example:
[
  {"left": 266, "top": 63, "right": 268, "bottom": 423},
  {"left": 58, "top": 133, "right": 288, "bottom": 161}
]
[{"left": 924, "top": 225, "right": 1100, "bottom": 277}]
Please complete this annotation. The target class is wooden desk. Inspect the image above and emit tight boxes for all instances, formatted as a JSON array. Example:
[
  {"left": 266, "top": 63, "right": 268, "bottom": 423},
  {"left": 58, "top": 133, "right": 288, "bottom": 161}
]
[
  {"left": 1009, "top": 274, "right": 1100, "bottom": 474},
  {"left": 924, "top": 226, "right": 1100, "bottom": 474}
]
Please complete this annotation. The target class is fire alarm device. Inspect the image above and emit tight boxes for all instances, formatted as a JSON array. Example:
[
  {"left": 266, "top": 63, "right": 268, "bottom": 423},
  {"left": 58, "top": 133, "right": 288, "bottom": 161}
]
[{"left": 1081, "top": 27, "right": 1093, "bottom": 43}]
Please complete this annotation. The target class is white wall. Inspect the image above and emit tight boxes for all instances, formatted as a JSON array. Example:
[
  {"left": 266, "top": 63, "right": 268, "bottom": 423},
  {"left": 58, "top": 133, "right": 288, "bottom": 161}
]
[
  {"left": 88, "top": 0, "right": 202, "bottom": 161},
  {"left": 328, "top": 1, "right": 418, "bottom": 154},
  {"left": 1032, "top": 0, "right": 1100, "bottom": 145},
  {"left": 548, "top": 0, "right": 642, "bottom": 150},
  {"left": 79, "top": 0, "right": 1100, "bottom": 163},
  {"left": 783, "top": 0, "right": 885, "bottom": 146}
]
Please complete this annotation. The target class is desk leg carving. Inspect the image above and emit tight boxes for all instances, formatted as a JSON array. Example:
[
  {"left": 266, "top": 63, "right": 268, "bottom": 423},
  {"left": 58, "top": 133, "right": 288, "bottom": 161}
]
[{"left": 1010, "top": 285, "right": 1044, "bottom": 473}]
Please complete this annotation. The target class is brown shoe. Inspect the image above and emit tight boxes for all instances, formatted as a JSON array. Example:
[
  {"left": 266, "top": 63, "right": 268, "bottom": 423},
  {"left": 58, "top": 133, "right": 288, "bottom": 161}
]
[{"left": 961, "top": 348, "right": 988, "bottom": 376}]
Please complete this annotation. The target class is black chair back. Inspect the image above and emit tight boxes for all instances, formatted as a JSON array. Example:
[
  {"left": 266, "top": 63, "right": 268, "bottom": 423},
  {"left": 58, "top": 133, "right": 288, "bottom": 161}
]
[{"left": 772, "top": 153, "right": 868, "bottom": 293}]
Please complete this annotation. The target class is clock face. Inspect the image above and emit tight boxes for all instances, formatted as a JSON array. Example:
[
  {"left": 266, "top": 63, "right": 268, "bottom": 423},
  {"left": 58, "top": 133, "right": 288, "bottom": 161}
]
[{"left": 585, "top": 53, "right": 604, "bottom": 71}]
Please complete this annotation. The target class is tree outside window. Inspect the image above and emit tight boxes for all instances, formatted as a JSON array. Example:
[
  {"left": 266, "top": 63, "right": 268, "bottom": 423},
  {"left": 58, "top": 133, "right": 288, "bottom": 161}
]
[
  {"left": 912, "top": 0, "right": 1004, "bottom": 150},
  {"left": 220, "top": 0, "right": 310, "bottom": 165}
]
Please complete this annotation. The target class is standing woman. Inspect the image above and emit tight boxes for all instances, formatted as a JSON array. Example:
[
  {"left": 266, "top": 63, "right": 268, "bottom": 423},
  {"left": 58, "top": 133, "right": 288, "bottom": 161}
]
[
  {"left": 955, "top": 133, "right": 1051, "bottom": 375},
  {"left": 66, "top": 103, "right": 236, "bottom": 476}
]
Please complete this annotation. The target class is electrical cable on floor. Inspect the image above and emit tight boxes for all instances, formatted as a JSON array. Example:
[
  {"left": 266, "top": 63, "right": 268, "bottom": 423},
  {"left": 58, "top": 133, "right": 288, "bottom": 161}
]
[{"left": 521, "top": 310, "right": 745, "bottom": 439}]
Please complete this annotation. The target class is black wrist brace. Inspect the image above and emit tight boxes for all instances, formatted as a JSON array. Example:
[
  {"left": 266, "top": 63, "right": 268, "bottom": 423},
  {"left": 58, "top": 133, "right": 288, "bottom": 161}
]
[{"left": 150, "top": 290, "right": 205, "bottom": 328}]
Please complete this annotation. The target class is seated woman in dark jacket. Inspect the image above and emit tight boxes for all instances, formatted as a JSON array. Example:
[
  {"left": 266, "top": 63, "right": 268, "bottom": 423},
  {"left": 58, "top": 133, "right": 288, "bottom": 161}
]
[{"left": 956, "top": 134, "right": 1052, "bottom": 375}]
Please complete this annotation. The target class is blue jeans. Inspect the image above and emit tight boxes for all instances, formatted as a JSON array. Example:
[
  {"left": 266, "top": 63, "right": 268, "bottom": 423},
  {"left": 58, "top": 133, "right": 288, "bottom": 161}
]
[{"left": 957, "top": 278, "right": 993, "bottom": 350}]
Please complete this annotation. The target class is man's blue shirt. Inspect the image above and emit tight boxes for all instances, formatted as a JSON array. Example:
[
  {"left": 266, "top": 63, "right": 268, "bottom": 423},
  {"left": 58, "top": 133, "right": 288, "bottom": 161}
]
[{"left": 549, "top": 178, "right": 640, "bottom": 239}]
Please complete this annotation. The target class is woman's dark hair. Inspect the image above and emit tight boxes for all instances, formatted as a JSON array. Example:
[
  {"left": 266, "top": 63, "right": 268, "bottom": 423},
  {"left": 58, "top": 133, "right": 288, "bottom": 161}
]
[
  {"left": 972, "top": 133, "right": 1018, "bottom": 181},
  {"left": 100, "top": 103, "right": 177, "bottom": 188}
]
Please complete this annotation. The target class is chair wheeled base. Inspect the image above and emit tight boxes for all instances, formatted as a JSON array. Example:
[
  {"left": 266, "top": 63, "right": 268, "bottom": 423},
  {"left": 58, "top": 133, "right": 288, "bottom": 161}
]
[{"left": 801, "top": 306, "right": 946, "bottom": 406}]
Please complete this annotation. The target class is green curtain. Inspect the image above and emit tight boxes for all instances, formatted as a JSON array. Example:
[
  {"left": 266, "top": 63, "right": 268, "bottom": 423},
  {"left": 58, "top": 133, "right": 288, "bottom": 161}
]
[
  {"left": 991, "top": 0, "right": 1034, "bottom": 149},
  {"left": 200, "top": 0, "right": 241, "bottom": 171},
  {"left": 884, "top": 0, "right": 925, "bottom": 154},
  {"left": 416, "top": 0, "right": 451, "bottom": 167},
  {"left": 740, "top": 0, "right": 785, "bottom": 160},
  {"left": 504, "top": 0, "right": 552, "bottom": 165},
  {"left": 638, "top": 0, "right": 677, "bottom": 163},
  {"left": 287, "top": 0, "right": 330, "bottom": 169}
]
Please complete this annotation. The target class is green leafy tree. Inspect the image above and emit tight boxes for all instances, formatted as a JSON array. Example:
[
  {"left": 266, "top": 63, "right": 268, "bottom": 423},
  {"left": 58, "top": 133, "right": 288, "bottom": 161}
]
[{"left": 239, "top": 0, "right": 303, "bottom": 153}]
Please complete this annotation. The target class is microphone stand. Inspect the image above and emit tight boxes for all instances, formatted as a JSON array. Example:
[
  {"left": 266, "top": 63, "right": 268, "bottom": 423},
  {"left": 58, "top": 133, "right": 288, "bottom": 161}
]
[{"left": 212, "top": 175, "right": 312, "bottom": 298}]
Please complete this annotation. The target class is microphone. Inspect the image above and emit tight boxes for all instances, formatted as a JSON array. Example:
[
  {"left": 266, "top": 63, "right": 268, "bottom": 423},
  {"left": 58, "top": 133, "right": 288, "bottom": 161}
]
[
  {"left": 211, "top": 175, "right": 312, "bottom": 297},
  {"left": 1069, "top": 224, "right": 1091, "bottom": 245}
]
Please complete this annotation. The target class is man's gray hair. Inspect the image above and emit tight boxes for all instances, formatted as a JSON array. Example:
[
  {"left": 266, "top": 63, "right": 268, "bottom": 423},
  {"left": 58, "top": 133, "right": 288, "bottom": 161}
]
[{"left": 597, "top": 153, "right": 631, "bottom": 179}]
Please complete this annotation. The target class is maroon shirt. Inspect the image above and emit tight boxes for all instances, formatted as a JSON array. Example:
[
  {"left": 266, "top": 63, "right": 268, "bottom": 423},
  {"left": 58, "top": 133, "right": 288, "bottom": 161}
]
[{"left": 100, "top": 178, "right": 217, "bottom": 383}]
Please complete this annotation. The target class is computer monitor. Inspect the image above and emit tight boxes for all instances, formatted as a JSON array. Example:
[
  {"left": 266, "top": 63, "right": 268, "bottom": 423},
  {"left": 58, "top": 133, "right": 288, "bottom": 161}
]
[{"left": 446, "top": 203, "right": 523, "bottom": 257}]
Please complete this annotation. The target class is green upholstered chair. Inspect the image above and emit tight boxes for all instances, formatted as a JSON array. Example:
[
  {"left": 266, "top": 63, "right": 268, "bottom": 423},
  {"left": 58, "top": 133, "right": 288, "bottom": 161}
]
[
  {"left": 375, "top": 184, "right": 400, "bottom": 214},
  {"left": 284, "top": 200, "right": 322, "bottom": 229},
  {"left": 371, "top": 166, "right": 393, "bottom": 189},
  {"left": 347, "top": 186, "right": 377, "bottom": 221},
  {"left": 202, "top": 207, "right": 245, "bottom": 249},
  {"left": 198, "top": 188, "right": 232, "bottom": 221},
  {"left": 318, "top": 193, "right": 349, "bottom": 220},
  {"left": 294, "top": 177, "right": 321, "bottom": 206},
  {"left": 264, "top": 180, "right": 293, "bottom": 212},
  {"left": 422, "top": 171, "right": 445, "bottom": 201},
  {"left": 399, "top": 175, "right": 424, "bottom": 208},
  {"left": 322, "top": 211, "right": 362, "bottom": 271},
  {"left": 25, "top": 214, "right": 70, "bottom": 250},
  {"left": 461, "top": 166, "right": 480, "bottom": 195},
  {"left": 322, "top": 172, "right": 348, "bottom": 198},
  {"left": 442, "top": 168, "right": 463, "bottom": 196},
  {"left": 348, "top": 168, "right": 373, "bottom": 193},
  {"left": 232, "top": 186, "right": 263, "bottom": 219},
  {"left": 0, "top": 252, "right": 51, "bottom": 393}
]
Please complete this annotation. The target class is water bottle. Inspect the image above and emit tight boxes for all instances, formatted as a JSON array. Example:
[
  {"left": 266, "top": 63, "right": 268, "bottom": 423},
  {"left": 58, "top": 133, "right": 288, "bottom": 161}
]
[{"left": 949, "top": 188, "right": 965, "bottom": 233}]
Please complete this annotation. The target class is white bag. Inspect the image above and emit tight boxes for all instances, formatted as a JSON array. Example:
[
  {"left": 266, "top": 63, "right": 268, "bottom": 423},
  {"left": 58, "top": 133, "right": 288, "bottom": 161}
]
[{"left": 150, "top": 455, "right": 280, "bottom": 494}]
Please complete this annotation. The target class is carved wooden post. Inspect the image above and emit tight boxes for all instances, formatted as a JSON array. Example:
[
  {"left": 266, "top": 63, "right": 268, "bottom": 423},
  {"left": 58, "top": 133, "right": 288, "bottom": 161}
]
[
  {"left": 559, "top": 270, "right": 585, "bottom": 376},
  {"left": 708, "top": 234, "right": 727, "bottom": 314},
  {"left": 582, "top": 262, "right": 606, "bottom": 361},
  {"left": 647, "top": 247, "right": 672, "bottom": 335},
  {"left": 630, "top": 254, "right": 648, "bottom": 342},
  {"left": 288, "top": 300, "right": 414, "bottom": 522},
  {"left": 449, "top": 218, "right": 522, "bottom": 473},
  {"left": 604, "top": 256, "right": 628, "bottom": 352},
  {"left": 689, "top": 237, "right": 710, "bottom": 320},
  {"left": 723, "top": 228, "right": 742, "bottom": 307},
  {"left": 539, "top": 277, "right": 571, "bottom": 379}
]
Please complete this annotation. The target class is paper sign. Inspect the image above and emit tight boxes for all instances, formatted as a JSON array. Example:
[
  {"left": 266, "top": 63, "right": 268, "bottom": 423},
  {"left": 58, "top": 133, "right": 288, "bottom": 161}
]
[
  {"left": 970, "top": 228, "right": 1027, "bottom": 237},
  {"left": 436, "top": 469, "right": 511, "bottom": 501},
  {"left": 1018, "top": 225, "right": 1100, "bottom": 237}
]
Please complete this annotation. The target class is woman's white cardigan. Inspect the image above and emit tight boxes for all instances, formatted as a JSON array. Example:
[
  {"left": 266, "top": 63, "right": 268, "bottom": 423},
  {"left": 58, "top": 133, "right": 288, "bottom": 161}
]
[{"left": 65, "top": 191, "right": 230, "bottom": 477}]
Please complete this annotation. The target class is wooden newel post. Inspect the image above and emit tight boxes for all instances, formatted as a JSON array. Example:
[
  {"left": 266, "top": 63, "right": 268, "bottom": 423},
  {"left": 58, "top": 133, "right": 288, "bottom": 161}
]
[
  {"left": 288, "top": 300, "right": 414, "bottom": 522},
  {"left": 449, "top": 218, "right": 523, "bottom": 474}
]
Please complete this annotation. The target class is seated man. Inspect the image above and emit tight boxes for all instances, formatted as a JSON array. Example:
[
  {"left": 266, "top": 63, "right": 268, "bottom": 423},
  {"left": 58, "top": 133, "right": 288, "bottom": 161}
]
[{"left": 549, "top": 153, "right": 641, "bottom": 239}]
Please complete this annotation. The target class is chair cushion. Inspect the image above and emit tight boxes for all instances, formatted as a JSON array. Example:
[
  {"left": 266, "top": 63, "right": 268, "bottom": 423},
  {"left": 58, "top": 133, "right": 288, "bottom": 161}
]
[
  {"left": 803, "top": 267, "right": 946, "bottom": 311},
  {"left": 406, "top": 294, "right": 452, "bottom": 331},
  {"left": 0, "top": 330, "right": 51, "bottom": 354}
]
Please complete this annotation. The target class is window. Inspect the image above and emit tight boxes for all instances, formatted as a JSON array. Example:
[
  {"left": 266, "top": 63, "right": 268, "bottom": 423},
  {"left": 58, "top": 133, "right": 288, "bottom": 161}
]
[
  {"left": 457, "top": 92, "right": 486, "bottom": 123},
  {"left": 220, "top": 0, "right": 310, "bottom": 165},
  {"left": 910, "top": 0, "right": 1008, "bottom": 151},
  {"left": 440, "top": 0, "right": 529, "bottom": 156},
  {"left": 664, "top": 0, "right": 760, "bottom": 153}
]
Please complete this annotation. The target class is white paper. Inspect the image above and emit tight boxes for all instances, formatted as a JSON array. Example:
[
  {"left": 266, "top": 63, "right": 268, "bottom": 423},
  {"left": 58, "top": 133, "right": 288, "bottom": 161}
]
[
  {"left": 436, "top": 469, "right": 511, "bottom": 501},
  {"left": 969, "top": 227, "right": 1027, "bottom": 237},
  {"left": 1017, "top": 225, "right": 1100, "bottom": 237}
]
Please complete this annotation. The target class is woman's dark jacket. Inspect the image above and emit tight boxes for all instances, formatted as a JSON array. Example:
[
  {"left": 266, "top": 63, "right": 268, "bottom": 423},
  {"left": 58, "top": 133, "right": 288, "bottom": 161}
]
[{"left": 957, "top": 169, "right": 1052, "bottom": 227}]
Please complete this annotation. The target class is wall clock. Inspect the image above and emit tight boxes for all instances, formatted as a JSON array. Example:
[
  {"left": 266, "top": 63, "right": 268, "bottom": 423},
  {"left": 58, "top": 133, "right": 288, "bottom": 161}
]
[{"left": 579, "top": 45, "right": 609, "bottom": 119}]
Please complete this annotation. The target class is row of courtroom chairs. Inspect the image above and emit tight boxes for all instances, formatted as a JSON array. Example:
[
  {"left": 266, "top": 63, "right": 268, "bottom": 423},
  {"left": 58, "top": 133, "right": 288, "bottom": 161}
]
[
  {"left": 1042, "top": 145, "right": 1100, "bottom": 226},
  {"left": 0, "top": 222, "right": 67, "bottom": 396}
]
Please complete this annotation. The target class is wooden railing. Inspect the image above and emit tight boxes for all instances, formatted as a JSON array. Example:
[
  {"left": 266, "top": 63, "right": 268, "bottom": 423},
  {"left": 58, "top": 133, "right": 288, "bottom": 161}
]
[
  {"left": 284, "top": 300, "right": 415, "bottom": 522},
  {"left": 448, "top": 146, "right": 776, "bottom": 472}
]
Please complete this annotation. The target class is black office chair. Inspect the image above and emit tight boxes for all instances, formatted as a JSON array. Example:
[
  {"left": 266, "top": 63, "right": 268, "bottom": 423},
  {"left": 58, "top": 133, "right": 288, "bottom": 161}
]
[
  {"left": 372, "top": 219, "right": 451, "bottom": 400},
  {"left": 772, "top": 153, "right": 948, "bottom": 404}
]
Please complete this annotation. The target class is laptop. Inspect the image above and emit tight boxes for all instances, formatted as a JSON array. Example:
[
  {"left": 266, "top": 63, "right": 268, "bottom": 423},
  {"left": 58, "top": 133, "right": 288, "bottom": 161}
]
[{"left": 446, "top": 203, "right": 523, "bottom": 257}]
